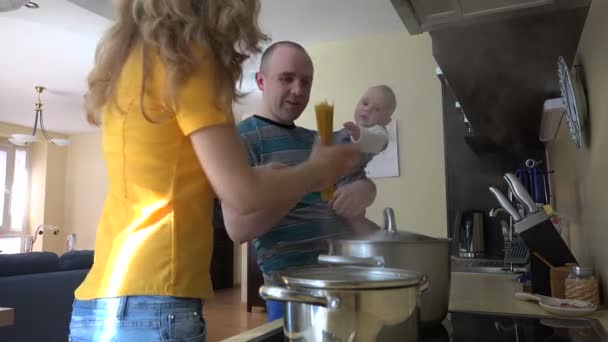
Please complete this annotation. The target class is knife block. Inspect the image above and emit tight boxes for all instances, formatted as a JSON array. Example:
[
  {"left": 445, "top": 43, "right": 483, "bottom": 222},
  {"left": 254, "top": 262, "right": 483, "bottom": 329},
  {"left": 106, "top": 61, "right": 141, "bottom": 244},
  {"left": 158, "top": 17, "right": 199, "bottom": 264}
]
[
  {"left": 518, "top": 217, "right": 577, "bottom": 296},
  {"left": 530, "top": 255, "right": 552, "bottom": 295}
]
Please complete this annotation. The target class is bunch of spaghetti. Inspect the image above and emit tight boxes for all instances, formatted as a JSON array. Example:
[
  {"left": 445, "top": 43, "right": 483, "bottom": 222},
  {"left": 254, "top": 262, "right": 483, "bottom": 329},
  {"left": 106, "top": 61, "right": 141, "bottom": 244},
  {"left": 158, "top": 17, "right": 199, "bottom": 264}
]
[{"left": 315, "top": 100, "right": 334, "bottom": 201}]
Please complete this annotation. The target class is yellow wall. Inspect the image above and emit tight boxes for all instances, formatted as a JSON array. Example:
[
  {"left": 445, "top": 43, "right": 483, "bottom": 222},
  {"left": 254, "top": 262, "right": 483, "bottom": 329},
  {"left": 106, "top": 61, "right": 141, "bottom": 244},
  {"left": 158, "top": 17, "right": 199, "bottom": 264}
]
[
  {"left": 300, "top": 31, "right": 447, "bottom": 237},
  {"left": 26, "top": 141, "right": 68, "bottom": 254},
  {"left": 28, "top": 143, "right": 47, "bottom": 252},
  {"left": 0, "top": 122, "right": 34, "bottom": 137},
  {"left": 547, "top": 0, "right": 608, "bottom": 295},
  {"left": 63, "top": 132, "right": 107, "bottom": 250},
  {"left": 43, "top": 144, "right": 68, "bottom": 254}
]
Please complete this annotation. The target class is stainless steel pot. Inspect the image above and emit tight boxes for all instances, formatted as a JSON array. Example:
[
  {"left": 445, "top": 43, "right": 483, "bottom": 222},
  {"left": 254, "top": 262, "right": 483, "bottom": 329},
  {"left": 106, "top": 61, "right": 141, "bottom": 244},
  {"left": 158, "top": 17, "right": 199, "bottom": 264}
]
[
  {"left": 260, "top": 266, "right": 427, "bottom": 342},
  {"left": 319, "top": 207, "right": 450, "bottom": 326}
]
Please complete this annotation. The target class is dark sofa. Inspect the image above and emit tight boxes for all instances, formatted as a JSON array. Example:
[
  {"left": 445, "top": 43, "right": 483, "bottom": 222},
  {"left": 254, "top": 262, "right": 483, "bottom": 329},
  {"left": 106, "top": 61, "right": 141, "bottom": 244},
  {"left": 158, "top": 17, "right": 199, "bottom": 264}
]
[{"left": 0, "top": 250, "right": 93, "bottom": 342}]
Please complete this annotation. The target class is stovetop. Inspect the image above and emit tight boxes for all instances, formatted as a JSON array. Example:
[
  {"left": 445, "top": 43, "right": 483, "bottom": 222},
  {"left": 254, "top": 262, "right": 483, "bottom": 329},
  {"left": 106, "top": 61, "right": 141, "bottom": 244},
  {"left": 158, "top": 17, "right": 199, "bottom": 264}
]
[
  {"left": 251, "top": 311, "right": 607, "bottom": 341},
  {"left": 442, "top": 311, "right": 606, "bottom": 342}
]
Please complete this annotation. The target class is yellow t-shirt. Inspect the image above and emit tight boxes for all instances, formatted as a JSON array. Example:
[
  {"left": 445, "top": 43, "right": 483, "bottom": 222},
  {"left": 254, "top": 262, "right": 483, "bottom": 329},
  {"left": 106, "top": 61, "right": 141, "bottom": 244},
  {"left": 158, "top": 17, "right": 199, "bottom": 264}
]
[{"left": 75, "top": 44, "right": 231, "bottom": 301}]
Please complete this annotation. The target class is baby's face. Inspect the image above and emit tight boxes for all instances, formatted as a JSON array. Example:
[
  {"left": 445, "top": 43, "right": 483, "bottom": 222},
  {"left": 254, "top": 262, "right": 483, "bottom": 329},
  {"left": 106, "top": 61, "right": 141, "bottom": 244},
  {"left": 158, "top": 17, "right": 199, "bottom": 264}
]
[{"left": 353, "top": 88, "right": 392, "bottom": 127}]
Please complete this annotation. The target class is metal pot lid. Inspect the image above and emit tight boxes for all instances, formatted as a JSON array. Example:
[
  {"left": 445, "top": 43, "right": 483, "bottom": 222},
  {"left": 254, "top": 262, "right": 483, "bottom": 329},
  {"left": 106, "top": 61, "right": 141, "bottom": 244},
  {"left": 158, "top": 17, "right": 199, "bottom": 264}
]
[
  {"left": 278, "top": 266, "right": 424, "bottom": 290},
  {"left": 336, "top": 229, "right": 449, "bottom": 244},
  {"left": 338, "top": 207, "right": 449, "bottom": 244}
]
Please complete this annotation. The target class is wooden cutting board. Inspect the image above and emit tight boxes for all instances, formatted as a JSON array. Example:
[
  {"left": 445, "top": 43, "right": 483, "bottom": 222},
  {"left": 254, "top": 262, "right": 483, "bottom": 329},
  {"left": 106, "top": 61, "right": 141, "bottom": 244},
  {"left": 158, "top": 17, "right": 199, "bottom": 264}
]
[{"left": 0, "top": 307, "right": 14, "bottom": 327}]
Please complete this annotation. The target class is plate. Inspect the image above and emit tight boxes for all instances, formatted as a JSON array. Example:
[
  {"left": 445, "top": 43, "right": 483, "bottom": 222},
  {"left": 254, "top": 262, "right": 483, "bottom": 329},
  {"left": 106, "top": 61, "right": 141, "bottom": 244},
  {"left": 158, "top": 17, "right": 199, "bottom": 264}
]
[
  {"left": 539, "top": 300, "right": 597, "bottom": 317},
  {"left": 558, "top": 56, "right": 587, "bottom": 149},
  {"left": 515, "top": 292, "right": 597, "bottom": 317}
]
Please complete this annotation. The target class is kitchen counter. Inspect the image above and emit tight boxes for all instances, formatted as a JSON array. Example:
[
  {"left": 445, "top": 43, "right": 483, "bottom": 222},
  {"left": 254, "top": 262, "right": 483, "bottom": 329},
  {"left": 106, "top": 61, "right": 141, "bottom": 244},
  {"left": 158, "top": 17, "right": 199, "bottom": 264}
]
[
  {"left": 222, "top": 320, "right": 283, "bottom": 342},
  {"left": 223, "top": 272, "right": 608, "bottom": 341}
]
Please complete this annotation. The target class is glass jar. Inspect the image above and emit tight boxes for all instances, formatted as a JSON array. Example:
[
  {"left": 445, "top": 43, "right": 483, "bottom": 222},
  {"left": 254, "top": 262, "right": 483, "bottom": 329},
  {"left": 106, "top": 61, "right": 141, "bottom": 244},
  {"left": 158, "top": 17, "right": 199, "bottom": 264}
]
[{"left": 565, "top": 266, "right": 600, "bottom": 306}]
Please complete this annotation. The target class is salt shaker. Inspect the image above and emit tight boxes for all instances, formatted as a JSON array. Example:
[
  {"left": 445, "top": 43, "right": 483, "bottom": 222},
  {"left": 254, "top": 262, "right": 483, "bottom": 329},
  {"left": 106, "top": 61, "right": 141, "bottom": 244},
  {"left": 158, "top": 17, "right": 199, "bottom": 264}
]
[{"left": 565, "top": 266, "right": 600, "bottom": 306}]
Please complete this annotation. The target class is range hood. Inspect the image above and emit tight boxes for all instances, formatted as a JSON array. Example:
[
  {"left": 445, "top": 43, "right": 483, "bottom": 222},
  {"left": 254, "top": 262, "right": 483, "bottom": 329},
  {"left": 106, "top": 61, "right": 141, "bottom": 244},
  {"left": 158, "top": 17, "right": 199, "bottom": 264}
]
[
  {"left": 391, "top": 0, "right": 590, "bottom": 152},
  {"left": 67, "top": 0, "right": 112, "bottom": 19}
]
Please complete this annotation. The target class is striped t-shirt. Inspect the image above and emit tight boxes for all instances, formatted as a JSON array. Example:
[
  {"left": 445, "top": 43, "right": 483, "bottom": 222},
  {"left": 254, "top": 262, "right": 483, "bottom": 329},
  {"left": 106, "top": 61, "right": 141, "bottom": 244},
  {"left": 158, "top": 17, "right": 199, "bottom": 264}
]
[{"left": 237, "top": 115, "right": 352, "bottom": 278}]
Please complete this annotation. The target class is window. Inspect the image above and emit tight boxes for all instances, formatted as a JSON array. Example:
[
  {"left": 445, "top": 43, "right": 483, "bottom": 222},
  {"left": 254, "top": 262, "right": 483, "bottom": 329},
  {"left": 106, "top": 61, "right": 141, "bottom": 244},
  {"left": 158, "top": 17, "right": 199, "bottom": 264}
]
[{"left": 0, "top": 142, "right": 30, "bottom": 254}]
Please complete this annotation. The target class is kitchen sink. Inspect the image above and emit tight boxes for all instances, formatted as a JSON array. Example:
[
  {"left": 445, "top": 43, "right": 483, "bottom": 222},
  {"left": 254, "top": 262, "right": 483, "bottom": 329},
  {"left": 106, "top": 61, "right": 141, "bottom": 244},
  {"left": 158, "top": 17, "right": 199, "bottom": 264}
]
[{"left": 451, "top": 257, "right": 524, "bottom": 274}]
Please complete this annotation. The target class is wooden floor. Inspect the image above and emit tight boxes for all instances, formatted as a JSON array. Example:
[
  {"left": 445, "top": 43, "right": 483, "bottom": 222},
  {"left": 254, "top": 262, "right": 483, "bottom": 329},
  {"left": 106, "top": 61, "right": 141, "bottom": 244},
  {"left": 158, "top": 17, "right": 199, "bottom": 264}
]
[{"left": 204, "top": 287, "right": 267, "bottom": 342}]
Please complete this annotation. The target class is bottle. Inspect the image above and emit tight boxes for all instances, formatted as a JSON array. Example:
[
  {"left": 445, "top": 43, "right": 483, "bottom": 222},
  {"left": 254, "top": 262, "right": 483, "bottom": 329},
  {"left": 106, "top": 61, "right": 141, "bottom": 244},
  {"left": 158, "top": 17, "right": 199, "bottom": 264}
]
[
  {"left": 565, "top": 266, "right": 600, "bottom": 306},
  {"left": 66, "top": 233, "right": 77, "bottom": 252},
  {"left": 24, "top": 235, "right": 34, "bottom": 253}
]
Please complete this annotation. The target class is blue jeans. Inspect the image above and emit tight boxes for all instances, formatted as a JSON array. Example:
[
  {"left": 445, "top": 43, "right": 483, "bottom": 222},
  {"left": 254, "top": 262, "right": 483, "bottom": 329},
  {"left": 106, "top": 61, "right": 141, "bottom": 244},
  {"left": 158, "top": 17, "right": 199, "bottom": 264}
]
[
  {"left": 69, "top": 296, "right": 205, "bottom": 341},
  {"left": 266, "top": 300, "right": 285, "bottom": 322}
]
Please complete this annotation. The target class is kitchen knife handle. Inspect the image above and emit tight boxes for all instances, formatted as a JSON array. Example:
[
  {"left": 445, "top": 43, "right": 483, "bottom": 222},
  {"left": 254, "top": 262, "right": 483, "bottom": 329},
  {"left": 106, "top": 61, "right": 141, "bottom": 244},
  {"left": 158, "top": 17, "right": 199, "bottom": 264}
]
[
  {"left": 489, "top": 187, "right": 522, "bottom": 222},
  {"left": 504, "top": 173, "right": 538, "bottom": 214}
]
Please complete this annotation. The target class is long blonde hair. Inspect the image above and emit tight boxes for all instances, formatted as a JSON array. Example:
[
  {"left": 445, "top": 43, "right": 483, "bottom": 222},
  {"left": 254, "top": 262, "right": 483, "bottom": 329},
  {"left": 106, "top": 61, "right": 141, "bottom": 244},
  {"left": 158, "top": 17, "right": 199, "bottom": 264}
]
[{"left": 85, "top": 0, "right": 267, "bottom": 124}]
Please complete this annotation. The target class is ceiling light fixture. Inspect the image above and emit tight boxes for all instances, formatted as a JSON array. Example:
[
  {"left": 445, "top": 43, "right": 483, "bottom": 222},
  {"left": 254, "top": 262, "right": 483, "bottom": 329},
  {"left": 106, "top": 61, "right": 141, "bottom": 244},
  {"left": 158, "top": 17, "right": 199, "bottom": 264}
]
[
  {"left": 9, "top": 86, "right": 70, "bottom": 147},
  {"left": 24, "top": 1, "right": 38, "bottom": 9}
]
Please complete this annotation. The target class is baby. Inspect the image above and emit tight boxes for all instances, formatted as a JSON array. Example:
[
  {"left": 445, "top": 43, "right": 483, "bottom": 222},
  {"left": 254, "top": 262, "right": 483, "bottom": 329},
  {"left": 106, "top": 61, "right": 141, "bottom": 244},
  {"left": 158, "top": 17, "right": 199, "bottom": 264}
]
[
  {"left": 332, "top": 85, "right": 397, "bottom": 230},
  {"left": 342, "top": 84, "right": 396, "bottom": 155}
]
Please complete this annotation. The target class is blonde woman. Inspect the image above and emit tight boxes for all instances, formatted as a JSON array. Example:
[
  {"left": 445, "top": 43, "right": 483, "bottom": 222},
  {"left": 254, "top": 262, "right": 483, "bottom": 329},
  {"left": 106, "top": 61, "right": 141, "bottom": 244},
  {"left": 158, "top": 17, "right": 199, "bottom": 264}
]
[{"left": 69, "top": 1, "right": 359, "bottom": 340}]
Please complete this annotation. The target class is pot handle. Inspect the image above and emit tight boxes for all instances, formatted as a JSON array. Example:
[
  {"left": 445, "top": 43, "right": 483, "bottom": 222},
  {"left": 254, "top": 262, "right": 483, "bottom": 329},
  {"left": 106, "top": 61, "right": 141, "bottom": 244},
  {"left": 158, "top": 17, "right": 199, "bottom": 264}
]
[
  {"left": 318, "top": 254, "right": 385, "bottom": 267},
  {"left": 419, "top": 274, "right": 430, "bottom": 294},
  {"left": 383, "top": 207, "right": 397, "bottom": 232},
  {"left": 259, "top": 286, "right": 341, "bottom": 309}
]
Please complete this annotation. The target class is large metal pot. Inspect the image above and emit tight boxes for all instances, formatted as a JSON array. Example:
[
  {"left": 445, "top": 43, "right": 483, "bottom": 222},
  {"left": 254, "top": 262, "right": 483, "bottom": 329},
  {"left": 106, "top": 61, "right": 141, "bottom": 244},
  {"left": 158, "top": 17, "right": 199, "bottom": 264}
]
[
  {"left": 319, "top": 207, "right": 450, "bottom": 326},
  {"left": 260, "top": 266, "right": 428, "bottom": 342}
]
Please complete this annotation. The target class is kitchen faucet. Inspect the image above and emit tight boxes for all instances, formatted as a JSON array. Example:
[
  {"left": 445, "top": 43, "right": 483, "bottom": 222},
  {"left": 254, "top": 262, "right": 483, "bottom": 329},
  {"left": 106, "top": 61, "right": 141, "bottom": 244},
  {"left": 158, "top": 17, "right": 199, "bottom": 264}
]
[
  {"left": 489, "top": 207, "right": 529, "bottom": 273},
  {"left": 489, "top": 207, "right": 506, "bottom": 217},
  {"left": 490, "top": 207, "right": 524, "bottom": 272},
  {"left": 490, "top": 208, "right": 513, "bottom": 242},
  {"left": 490, "top": 207, "right": 513, "bottom": 246},
  {"left": 499, "top": 220, "right": 511, "bottom": 242}
]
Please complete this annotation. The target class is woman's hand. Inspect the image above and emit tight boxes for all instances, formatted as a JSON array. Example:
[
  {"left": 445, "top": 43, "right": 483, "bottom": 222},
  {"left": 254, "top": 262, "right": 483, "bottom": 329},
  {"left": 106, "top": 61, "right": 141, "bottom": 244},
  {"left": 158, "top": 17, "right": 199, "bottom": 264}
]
[{"left": 306, "top": 143, "right": 360, "bottom": 192}]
